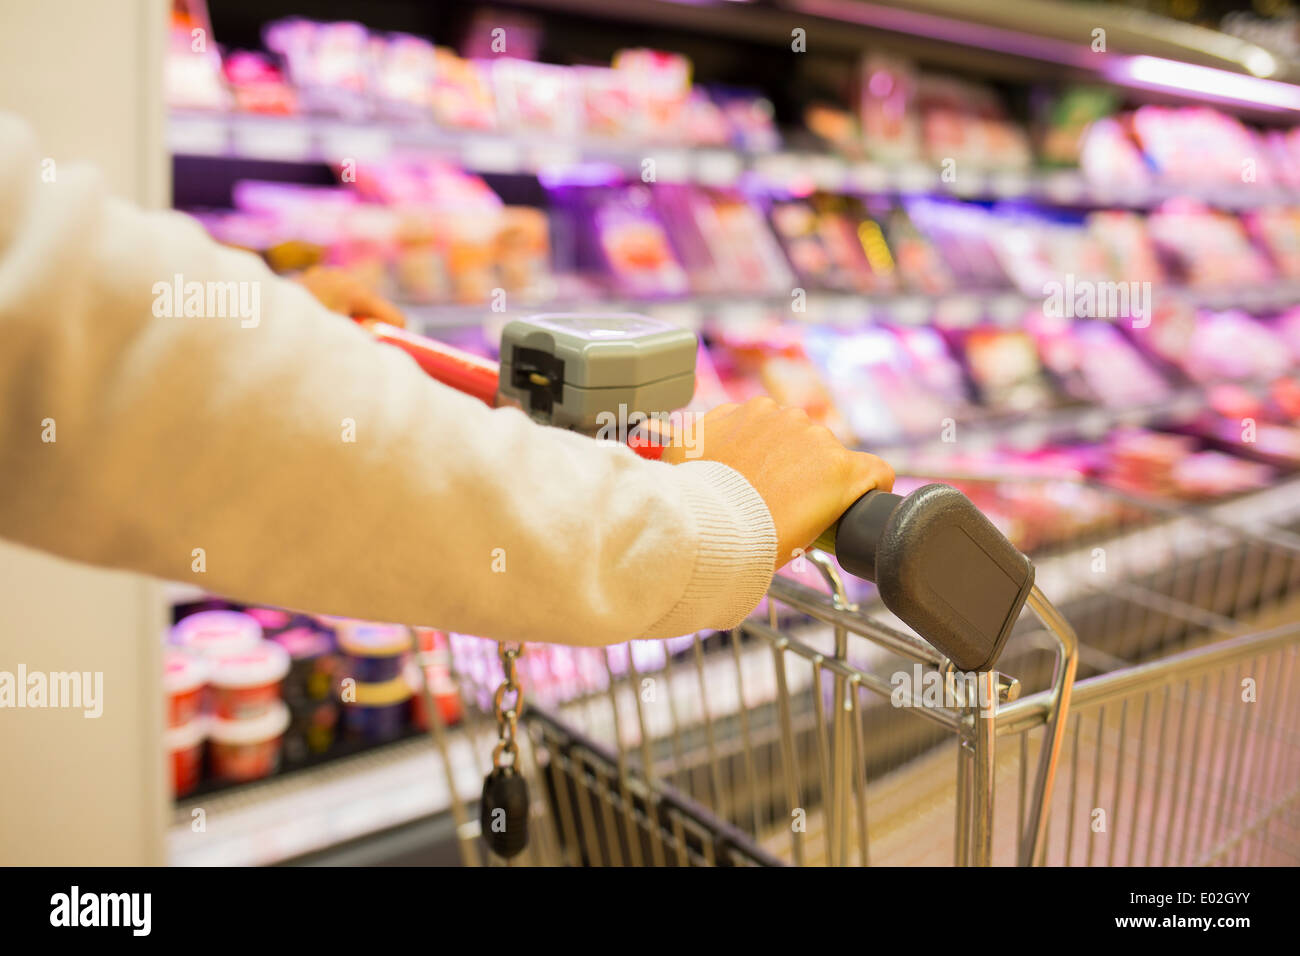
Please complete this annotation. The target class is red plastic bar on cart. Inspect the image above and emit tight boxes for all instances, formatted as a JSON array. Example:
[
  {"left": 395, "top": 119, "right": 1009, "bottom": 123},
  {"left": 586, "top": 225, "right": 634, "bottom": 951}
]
[
  {"left": 365, "top": 321, "right": 500, "bottom": 406},
  {"left": 362, "top": 319, "right": 664, "bottom": 460}
]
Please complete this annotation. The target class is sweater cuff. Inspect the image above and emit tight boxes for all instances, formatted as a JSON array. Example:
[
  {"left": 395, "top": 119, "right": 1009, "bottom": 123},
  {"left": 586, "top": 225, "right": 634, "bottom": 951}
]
[{"left": 646, "top": 460, "right": 777, "bottom": 637}]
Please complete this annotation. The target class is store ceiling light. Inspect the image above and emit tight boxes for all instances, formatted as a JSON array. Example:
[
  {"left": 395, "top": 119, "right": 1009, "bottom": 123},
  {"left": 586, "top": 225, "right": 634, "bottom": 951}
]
[
  {"left": 792, "top": 0, "right": 1096, "bottom": 67},
  {"left": 789, "top": 0, "right": 1299, "bottom": 105},
  {"left": 1110, "top": 55, "right": 1300, "bottom": 113}
]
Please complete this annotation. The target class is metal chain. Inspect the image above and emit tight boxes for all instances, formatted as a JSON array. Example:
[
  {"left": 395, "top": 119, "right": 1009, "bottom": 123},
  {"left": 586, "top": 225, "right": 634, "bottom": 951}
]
[{"left": 491, "top": 642, "right": 524, "bottom": 768}]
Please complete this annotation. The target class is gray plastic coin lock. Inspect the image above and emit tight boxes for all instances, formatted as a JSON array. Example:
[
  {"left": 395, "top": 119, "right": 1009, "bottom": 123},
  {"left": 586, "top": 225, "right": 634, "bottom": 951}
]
[{"left": 497, "top": 314, "right": 698, "bottom": 432}]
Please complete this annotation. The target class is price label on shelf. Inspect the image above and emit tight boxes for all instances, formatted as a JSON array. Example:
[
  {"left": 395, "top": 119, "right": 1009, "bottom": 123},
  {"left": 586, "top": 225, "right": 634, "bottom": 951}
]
[
  {"left": 807, "top": 154, "right": 846, "bottom": 191},
  {"left": 991, "top": 293, "right": 1027, "bottom": 327},
  {"left": 754, "top": 153, "right": 802, "bottom": 190},
  {"left": 1008, "top": 420, "right": 1048, "bottom": 449},
  {"left": 528, "top": 140, "right": 581, "bottom": 173},
  {"left": 232, "top": 119, "right": 312, "bottom": 161},
  {"left": 848, "top": 162, "right": 890, "bottom": 193},
  {"left": 991, "top": 169, "right": 1030, "bottom": 198},
  {"left": 934, "top": 295, "right": 980, "bottom": 328},
  {"left": 168, "top": 115, "right": 228, "bottom": 156},
  {"left": 963, "top": 429, "right": 998, "bottom": 455},
  {"left": 648, "top": 302, "right": 702, "bottom": 331},
  {"left": 694, "top": 149, "right": 742, "bottom": 186},
  {"left": 895, "top": 164, "right": 937, "bottom": 193},
  {"left": 260, "top": 814, "right": 320, "bottom": 864},
  {"left": 947, "top": 170, "right": 985, "bottom": 198},
  {"left": 318, "top": 124, "right": 391, "bottom": 163},
  {"left": 653, "top": 149, "right": 692, "bottom": 183},
  {"left": 715, "top": 301, "right": 767, "bottom": 328},
  {"left": 803, "top": 293, "right": 833, "bottom": 323},
  {"left": 834, "top": 295, "right": 868, "bottom": 325},
  {"left": 806, "top": 294, "right": 860, "bottom": 326},
  {"left": 891, "top": 296, "right": 929, "bottom": 326},
  {"left": 461, "top": 136, "right": 523, "bottom": 173},
  {"left": 1042, "top": 171, "right": 1086, "bottom": 204}
]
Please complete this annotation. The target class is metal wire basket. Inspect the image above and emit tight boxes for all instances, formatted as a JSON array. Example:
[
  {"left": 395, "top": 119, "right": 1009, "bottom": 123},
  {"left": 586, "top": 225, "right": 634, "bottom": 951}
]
[{"left": 417, "top": 474, "right": 1300, "bottom": 867}]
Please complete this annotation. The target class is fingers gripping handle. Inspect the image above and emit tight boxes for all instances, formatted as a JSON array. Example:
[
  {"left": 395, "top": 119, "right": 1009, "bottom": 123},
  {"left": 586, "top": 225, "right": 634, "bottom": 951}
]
[{"left": 816, "top": 484, "right": 1035, "bottom": 672}]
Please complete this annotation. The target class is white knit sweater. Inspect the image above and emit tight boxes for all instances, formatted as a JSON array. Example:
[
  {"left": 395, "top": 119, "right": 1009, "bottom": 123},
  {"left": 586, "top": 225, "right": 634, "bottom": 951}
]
[{"left": 0, "top": 113, "right": 777, "bottom": 646}]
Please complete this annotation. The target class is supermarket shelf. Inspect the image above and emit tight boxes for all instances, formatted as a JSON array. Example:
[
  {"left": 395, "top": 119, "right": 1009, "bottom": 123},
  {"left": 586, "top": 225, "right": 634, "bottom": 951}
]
[
  {"left": 168, "top": 109, "right": 752, "bottom": 185},
  {"left": 399, "top": 292, "right": 1025, "bottom": 334},
  {"left": 169, "top": 731, "right": 482, "bottom": 866},
  {"left": 750, "top": 154, "right": 1300, "bottom": 211},
  {"left": 876, "top": 372, "right": 1299, "bottom": 462},
  {"left": 877, "top": 390, "right": 1207, "bottom": 463},
  {"left": 168, "top": 111, "right": 1300, "bottom": 210},
  {"left": 401, "top": 282, "right": 1300, "bottom": 334}
]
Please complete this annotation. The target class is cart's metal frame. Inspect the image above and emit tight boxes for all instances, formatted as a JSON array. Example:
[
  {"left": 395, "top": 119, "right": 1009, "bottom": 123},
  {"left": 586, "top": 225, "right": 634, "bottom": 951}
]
[{"left": 415, "top": 476, "right": 1300, "bottom": 866}]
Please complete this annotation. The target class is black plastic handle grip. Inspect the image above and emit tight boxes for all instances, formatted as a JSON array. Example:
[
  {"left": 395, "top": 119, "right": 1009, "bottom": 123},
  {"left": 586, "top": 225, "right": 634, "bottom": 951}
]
[{"left": 815, "top": 484, "right": 1034, "bottom": 672}]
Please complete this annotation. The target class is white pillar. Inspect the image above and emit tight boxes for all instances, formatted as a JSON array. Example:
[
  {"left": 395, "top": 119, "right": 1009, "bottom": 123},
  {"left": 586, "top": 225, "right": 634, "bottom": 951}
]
[{"left": 0, "top": 0, "right": 170, "bottom": 865}]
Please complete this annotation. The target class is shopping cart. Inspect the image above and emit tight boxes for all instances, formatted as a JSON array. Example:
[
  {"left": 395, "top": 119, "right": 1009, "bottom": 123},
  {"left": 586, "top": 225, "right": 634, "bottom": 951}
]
[{"left": 373, "top": 317, "right": 1300, "bottom": 867}]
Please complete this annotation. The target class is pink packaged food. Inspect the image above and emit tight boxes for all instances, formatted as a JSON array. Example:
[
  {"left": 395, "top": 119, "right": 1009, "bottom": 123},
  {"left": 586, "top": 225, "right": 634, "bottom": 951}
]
[
  {"left": 243, "top": 606, "right": 295, "bottom": 637},
  {"left": 1078, "top": 117, "right": 1152, "bottom": 191},
  {"left": 208, "top": 641, "right": 291, "bottom": 720},
  {"left": 170, "top": 610, "right": 262, "bottom": 659},
  {"left": 1181, "top": 310, "right": 1292, "bottom": 384},
  {"left": 163, "top": 649, "right": 209, "bottom": 728},
  {"left": 370, "top": 32, "right": 438, "bottom": 117},
  {"left": 1029, "top": 317, "right": 1172, "bottom": 408},
  {"left": 208, "top": 702, "right": 290, "bottom": 783},
  {"left": 166, "top": 717, "right": 207, "bottom": 797},
  {"left": 858, "top": 53, "right": 920, "bottom": 164},
  {"left": 491, "top": 58, "right": 580, "bottom": 136}
]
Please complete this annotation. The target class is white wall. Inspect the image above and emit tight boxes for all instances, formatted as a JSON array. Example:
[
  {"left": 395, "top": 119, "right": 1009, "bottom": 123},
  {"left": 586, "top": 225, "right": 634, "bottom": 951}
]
[{"left": 0, "top": 0, "right": 170, "bottom": 865}]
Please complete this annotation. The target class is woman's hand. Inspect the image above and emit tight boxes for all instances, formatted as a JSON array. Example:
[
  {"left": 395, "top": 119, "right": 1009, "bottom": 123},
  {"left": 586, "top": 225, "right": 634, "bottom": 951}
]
[
  {"left": 295, "top": 266, "right": 408, "bottom": 328},
  {"left": 663, "top": 397, "right": 894, "bottom": 569}
]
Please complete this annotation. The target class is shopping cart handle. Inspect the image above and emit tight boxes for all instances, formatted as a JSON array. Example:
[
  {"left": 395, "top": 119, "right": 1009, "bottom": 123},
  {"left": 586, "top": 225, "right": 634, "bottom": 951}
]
[{"left": 818, "top": 484, "right": 1034, "bottom": 672}]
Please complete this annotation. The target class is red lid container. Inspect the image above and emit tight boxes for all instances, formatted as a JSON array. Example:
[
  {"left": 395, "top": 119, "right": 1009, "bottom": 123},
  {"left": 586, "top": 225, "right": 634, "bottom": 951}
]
[{"left": 208, "top": 641, "right": 290, "bottom": 720}]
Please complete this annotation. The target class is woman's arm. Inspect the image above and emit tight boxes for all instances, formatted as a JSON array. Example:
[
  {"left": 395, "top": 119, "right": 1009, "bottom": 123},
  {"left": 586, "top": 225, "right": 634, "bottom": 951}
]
[
  {"left": 0, "top": 112, "right": 783, "bottom": 644},
  {"left": 0, "top": 112, "right": 893, "bottom": 645}
]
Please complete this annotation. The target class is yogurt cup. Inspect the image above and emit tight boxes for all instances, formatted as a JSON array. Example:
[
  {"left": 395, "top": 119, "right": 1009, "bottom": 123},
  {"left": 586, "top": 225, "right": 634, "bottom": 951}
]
[
  {"left": 337, "top": 621, "right": 410, "bottom": 683},
  {"left": 406, "top": 658, "right": 463, "bottom": 730},
  {"left": 163, "top": 649, "right": 210, "bottom": 728},
  {"left": 341, "top": 675, "right": 412, "bottom": 742},
  {"left": 166, "top": 716, "right": 207, "bottom": 797},
  {"left": 208, "top": 641, "right": 290, "bottom": 720},
  {"left": 272, "top": 625, "right": 340, "bottom": 763},
  {"left": 208, "top": 701, "right": 290, "bottom": 783},
  {"left": 243, "top": 606, "right": 295, "bottom": 637},
  {"left": 170, "top": 610, "right": 262, "bottom": 659}
]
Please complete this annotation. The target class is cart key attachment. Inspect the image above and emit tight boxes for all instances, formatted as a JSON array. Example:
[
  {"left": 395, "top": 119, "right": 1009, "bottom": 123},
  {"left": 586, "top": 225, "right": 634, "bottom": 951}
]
[
  {"left": 814, "top": 484, "right": 1034, "bottom": 672},
  {"left": 481, "top": 766, "right": 530, "bottom": 859},
  {"left": 497, "top": 313, "right": 698, "bottom": 434}
]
